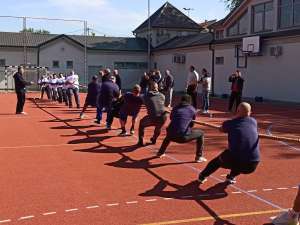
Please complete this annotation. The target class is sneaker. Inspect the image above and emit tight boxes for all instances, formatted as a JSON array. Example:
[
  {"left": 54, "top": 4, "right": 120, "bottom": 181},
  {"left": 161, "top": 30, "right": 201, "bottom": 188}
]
[
  {"left": 119, "top": 130, "right": 128, "bottom": 136},
  {"left": 106, "top": 125, "right": 112, "bottom": 130},
  {"left": 150, "top": 138, "right": 156, "bottom": 145},
  {"left": 195, "top": 156, "right": 207, "bottom": 163},
  {"left": 21, "top": 112, "right": 27, "bottom": 115},
  {"left": 130, "top": 129, "right": 135, "bottom": 135},
  {"left": 197, "top": 176, "right": 207, "bottom": 184},
  {"left": 80, "top": 113, "right": 85, "bottom": 119},
  {"left": 156, "top": 152, "right": 166, "bottom": 158},
  {"left": 226, "top": 175, "right": 237, "bottom": 184},
  {"left": 94, "top": 120, "right": 101, "bottom": 124},
  {"left": 271, "top": 209, "right": 299, "bottom": 225}
]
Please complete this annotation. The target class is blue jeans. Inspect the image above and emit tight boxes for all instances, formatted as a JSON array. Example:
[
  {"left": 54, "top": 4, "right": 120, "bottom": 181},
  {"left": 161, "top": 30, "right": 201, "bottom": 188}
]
[
  {"left": 202, "top": 90, "right": 210, "bottom": 111},
  {"left": 96, "top": 106, "right": 112, "bottom": 126}
]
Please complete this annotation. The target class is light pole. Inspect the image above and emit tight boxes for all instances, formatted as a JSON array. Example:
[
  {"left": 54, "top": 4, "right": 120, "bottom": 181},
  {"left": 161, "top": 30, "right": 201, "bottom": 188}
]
[{"left": 147, "top": 0, "right": 151, "bottom": 72}]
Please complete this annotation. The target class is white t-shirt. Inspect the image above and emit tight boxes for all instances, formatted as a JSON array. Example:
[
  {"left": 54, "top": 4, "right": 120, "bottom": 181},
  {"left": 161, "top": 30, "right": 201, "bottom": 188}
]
[
  {"left": 187, "top": 70, "right": 199, "bottom": 87},
  {"left": 66, "top": 74, "right": 79, "bottom": 89},
  {"left": 202, "top": 76, "right": 212, "bottom": 92}
]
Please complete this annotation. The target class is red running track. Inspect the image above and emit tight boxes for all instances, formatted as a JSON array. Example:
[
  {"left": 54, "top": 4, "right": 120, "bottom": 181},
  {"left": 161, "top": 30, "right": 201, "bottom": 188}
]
[{"left": 0, "top": 92, "right": 299, "bottom": 225}]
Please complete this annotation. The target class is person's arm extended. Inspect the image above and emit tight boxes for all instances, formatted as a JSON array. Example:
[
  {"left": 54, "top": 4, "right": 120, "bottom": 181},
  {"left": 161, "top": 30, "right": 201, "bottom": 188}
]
[
  {"left": 19, "top": 74, "right": 33, "bottom": 86},
  {"left": 220, "top": 120, "right": 230, "bottom": 133}
]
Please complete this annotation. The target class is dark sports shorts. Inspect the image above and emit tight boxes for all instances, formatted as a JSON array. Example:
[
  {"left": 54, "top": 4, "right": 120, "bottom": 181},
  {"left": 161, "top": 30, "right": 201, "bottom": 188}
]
[{"left": 119, "top": 111, "right": 138, "bottom": 121}]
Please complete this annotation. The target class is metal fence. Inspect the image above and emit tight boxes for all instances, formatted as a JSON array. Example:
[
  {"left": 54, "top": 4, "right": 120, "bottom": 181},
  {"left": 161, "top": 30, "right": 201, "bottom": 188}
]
[{"left": 0, "top": 66, "right": 48, "bottom": 91}]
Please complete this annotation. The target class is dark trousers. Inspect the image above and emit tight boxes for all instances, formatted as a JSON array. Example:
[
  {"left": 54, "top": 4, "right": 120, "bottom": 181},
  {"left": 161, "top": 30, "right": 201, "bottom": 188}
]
[
  {"left": 52, "top": 88, "right": 58, "bottom": 101},
  {"left": 106, "top": 107, "right": 120, "bottom": 127},
  {"left": 67, "top": 87, "right": 80, "bottom": 108},
  {"left": 158, "top": 129, "right": 204, "bottom": 158},
  {"left": 96, "top": 106, "right": 112, "bottom": 126},
  {"left": 62, "top": 89, "right": 69, "bottom": 106},
  {"left": 138, "top": 114, "right": 167, "bottom": 142},
  {"left": 187, "top": 85, "right": 198, "bottom": 109},
  {"left": 229, "top": 91, "right": 242, "bottom": 112},
  {"left": 199, "top": 149, "right": 259, "bottom": 179},
  {"left": 16, "top": 91, "right": 26, "bottom": 114},
  {"left": 57, "top": 87, "right": 63, "bottom": 103}
]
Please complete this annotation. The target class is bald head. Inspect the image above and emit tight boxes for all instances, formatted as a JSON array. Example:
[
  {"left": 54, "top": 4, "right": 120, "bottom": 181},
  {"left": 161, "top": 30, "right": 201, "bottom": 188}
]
[
  {"left": 237, "top": 102, "right": 252, "bottom": 117},
  {"left": 150, "top": 82, "right": 159, "bottom": 92}
]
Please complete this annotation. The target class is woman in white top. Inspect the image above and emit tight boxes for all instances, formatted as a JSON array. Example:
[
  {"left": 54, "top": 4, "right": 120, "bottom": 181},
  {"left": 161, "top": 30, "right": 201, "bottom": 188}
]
[{"left": 66, "top": 71, "right": 80, "bottom": 108}]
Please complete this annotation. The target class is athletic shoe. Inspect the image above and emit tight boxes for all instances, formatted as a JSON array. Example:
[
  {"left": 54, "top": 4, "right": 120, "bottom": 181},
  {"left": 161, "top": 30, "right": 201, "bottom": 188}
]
[
  {"left": 197, "top": 176, "right": 207, "bottom": 184},
  {"left": 130, "top": 129, "right": 135, "bottom": 135},
  {"left": 94, "top": 120, "right": 101, "bottom": 124},
  {"left": 106, "top": 125, "right": 112, "bottom": 130},
  {"left": 119, "top": 130, "right": 128, "bottom": 136},
  {"left": 271, "top": 209, "right": 299, "bottom": 225},
  {"left": 195, "top": 156, "right": 207, "bottom": 163},
  {"left": 80, "top": 113, "right": 85, "bottom": 119},
  {"left": 150, "top": 138, "right": 156, "bottom": 145},
  {"left": 156, "top": 153, "right": 166, "bottom": 158},
  {"left": 21, "top": 112, "right": 27, "bottom": 115},
  {"left": 226, "top": 175, "right": 237, "bottom": 184}
]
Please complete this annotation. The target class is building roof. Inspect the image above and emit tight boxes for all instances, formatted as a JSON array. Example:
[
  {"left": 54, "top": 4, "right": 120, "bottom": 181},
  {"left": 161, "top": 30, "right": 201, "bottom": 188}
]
[
  {"left": 134, "top": 2, "right": 201, "bottom": 33},
  {"left": 154, "top": 32, "right": 213, "bottom": 51},
  {"left": 0, "top": 32, "right": 149, "bottom": 52}
]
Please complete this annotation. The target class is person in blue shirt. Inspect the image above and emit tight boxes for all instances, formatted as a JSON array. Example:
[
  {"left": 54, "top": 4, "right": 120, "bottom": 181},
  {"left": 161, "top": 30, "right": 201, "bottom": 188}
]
[
  {"left": 198, "top": 102, "right": 260, "bottom": 185},
  {"left": 80, "top": 75, "right": 101, "bottom": 119},
  {"left": 157, "top": 94, "right": 207, "bottom": 162},
  {"left": 96, "top": 75, "right": 120, "bottom": 129},
  {"left": 119, "top": 84, "right": 144, "bottom": 136}
]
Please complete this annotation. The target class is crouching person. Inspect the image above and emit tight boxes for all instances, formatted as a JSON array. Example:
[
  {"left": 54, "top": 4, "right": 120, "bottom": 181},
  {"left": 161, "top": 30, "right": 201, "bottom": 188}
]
[
  {"left": 198, "top": 102, "right": 260, "bottom": 185},
  {"left": 157, "top": 94, "right": 207, "bottom": 163}
]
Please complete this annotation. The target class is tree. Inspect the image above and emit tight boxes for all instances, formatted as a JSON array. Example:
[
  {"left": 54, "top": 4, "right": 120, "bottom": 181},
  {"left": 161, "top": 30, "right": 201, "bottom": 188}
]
[
  {"left": 223, "top": 0, "right": 244, "bottom": 10},
  {"left": 20, "top": 28, "right": 50, "bottom": 34}
]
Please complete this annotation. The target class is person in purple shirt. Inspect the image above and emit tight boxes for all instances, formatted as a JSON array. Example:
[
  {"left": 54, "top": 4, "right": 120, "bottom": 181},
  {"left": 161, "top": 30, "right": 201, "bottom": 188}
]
[
  {"left": 80, "top": 75, "right": 101, "bottom": 119},
  {"left": 198, "top": 102, "right": 260, "bottom": 185},
  {"left": 96, "top": 76, "right": 120, "bottom": 129},
  {"left": 119, "top": 85, "right": 144, "bottom": 136},
  {"left": 156, "top": 94, "right": 207, "bottom": 162}
]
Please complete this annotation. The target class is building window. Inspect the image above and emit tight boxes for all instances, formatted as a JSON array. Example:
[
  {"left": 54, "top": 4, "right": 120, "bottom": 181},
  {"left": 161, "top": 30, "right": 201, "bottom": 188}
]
[
  {"left": 236, "top": 46, "right": 247, "bottom": 68},
  {"left": 114, "top": 62, "right": 148, "bottom": 70},
  {"left": 66, "top": 61, "right": 73, "bottom": 69},
  {"left": 252, "top": 2, "right": 273, "bottom": 33},
  {"left": 227, "top": 11, "right": 248, "bottom": 36},
  {"left": 215, "top": 30, "right": 224, "bottom": 40},
  {"left": 0, "top": 59, "right": 5, "bottom": 67},
  {"left": 215, "top": 57, "right": 224, "bottom": 65},
  {"left": 279, "top": 0, "right": 300, "bottom": 28},
  {"left": 52, "top": 60, "right": 59, "bottom": 68}
]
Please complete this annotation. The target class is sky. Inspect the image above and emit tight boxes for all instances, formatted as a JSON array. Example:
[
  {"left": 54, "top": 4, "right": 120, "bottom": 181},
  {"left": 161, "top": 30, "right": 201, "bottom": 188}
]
[{"left": 0, "top": 0, "right": 229, "bottom": 37}]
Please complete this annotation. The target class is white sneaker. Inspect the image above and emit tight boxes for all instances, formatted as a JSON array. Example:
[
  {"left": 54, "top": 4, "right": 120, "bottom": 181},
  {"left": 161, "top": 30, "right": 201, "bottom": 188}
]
[
  {"left": 197, "top": 177, "right": 207, "bottom": 184},
  {"left": 130, "top": 129, "right": 135, "bottom": 135},
  {"left": 225, "top": 175, "right": 237, "bottom": 184},
  {"left": 80, "top": 113, "right": 85, "bottom": 119},
  {"left": 195, "top": 157, "right": 207, "bottom": 163},
  {"left": 21, "top": 112, "right": 27, "bottom": 115},
  {"left": 271, "top": 209, "right": 299, "bottom": 225}
]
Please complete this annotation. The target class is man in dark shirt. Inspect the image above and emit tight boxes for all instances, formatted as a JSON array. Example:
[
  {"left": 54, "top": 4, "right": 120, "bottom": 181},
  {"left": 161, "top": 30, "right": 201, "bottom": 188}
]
[
  {"left": 140, "top": 72, "right": 150, "bottom": 95},
  {"left": 119, "top": 85, "right": 143, "bottom": 136},
  {"left": 157, "top": 95, "right": 207, "bottom": 162},
  {"left": 198, "top": 102, "right": 260, "bottom": 185},
  {"left": 138, "top": 82, "right": 167, "bottom": 146},
  {"left": 13, "top": 66, "right": 33, "bottom": 115},
  {"left": 228, "top": 70, "right": 244, "bottom": 112},
  {"left": 162, "top": 70, "right": 174, "bottom": 108},
  {"left": 96, "top": 76, "right": 120, "bottom": 129},
  {"left": 80, "top": 75, "right": 101, "bottom": 119}
]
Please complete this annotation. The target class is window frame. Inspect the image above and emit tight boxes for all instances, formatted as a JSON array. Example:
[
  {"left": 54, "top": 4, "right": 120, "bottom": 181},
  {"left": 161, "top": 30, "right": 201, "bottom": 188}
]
[
  {"left": 52, "top": 60, "right": 60, "bottom": 68},
  {"left": 278, "top": 0, "right": 300, "bottom": 29},
  {"left": 215, "top": 56, "right": 225, "bottom": 65},
  {"left": 0, "top": 59, "right": 6, "bottom": 67},
  {"left": 227, "top": 10, "right": 249, "bottom": 37},
  {"left": 66, "top": 60, "right": 74, "bottom": 69},
  {"left": 252, "top": 1, "right": 274, "bottom": 34},
  {"left": 235, "top": 46, "right": 248, "bottom": 68}
]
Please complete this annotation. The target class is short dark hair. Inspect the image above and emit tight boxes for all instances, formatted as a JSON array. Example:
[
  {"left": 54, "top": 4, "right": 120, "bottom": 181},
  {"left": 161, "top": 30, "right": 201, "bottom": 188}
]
[{"left": 180, "top": 94, "right": 192, "bottom": 105}]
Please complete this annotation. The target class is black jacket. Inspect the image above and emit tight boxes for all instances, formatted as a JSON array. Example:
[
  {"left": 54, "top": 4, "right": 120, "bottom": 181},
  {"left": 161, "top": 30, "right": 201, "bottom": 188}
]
[
  {"left": 115, "top": 74, "right": 122, "bottom": 90},
  {"left": 13, "top": 72, "right": 31, "bottom": 93},
  {"left": 229, "top": 75, "right": 244, "bottom": 93}
]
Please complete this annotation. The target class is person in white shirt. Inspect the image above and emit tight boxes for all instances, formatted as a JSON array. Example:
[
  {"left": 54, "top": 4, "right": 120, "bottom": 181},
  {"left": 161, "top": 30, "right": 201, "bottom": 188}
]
[
  {"left": 186, "top": 65, "right": 199, "bottom": 109},
  {"left": 200, "top": 68, "right": 212, "bottom": 114},
  {"left": 50, "top": 74, "right": 58, "bottom": 101},
  {"left": 66, "top": 70, "right": 80, "bottom": 108},
  {"left": 38, "top": 75, "right": 50, "bottom": 100}
]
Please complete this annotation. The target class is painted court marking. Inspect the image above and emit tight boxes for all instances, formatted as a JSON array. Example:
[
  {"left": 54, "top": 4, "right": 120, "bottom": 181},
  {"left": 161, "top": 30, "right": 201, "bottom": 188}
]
[{"left": 140, "top": 209, "right": 283, "bottom": 225}]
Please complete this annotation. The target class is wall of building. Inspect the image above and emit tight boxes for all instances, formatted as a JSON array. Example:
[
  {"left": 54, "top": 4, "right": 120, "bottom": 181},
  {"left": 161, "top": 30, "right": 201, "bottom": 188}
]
[
  {"left": 152, "top": 46, "right": 213, "bottom": 91},
  {"left": 0, "top": 47, "right": 37, "bottom": 66},
  {"left": 214, "top": 36, "right": 300, "bottom": 102}
]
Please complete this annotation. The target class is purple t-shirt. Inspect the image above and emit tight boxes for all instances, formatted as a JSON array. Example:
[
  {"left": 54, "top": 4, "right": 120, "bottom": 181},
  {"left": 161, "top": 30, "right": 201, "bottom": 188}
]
[
  {"left": 222, "top": 116, "right": 260, "bottom": 162},
  {"left": 120, "top": 92, "right": 143, "bottom": 116}
]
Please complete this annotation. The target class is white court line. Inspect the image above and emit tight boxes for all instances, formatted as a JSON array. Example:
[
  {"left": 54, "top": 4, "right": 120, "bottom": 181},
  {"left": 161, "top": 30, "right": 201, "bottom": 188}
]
[
  {"left": 263, "top": 189, "right": 273, "bottom": 192},
  {"left": 163, "top": 198, "right": 173, "bottom": 200},
  {"left": 277, "top": 187, "right": 289, "bottom": 190},
  {"left": 232, "top": 191, "right": 242, "bottom": 194},
  {"left": 65, "top": 208, "right": 79, "bottom": 212},
  {"left": 145, "top": 199, "right": 157, "bottom": 202},
  {"left": 126, "top": 201, "right": 138, "bottom": 204},
  {"left": 86, "top": 205, "right": 100, "bottom": 209},
  {"left": 42, "top": 212, "right": 56, "bottom": 216},
  {"left": 0, "top": 220, "right": 11, "bottom": 224},
  {"left": 247, "top": 190, "right": 258, "bottom": 193},
  {"left": 18, "top": 215, "right": 34, "bottom": 220},
  {"left": 106, "top": 203, "right": 119, "bottom": 207}
]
